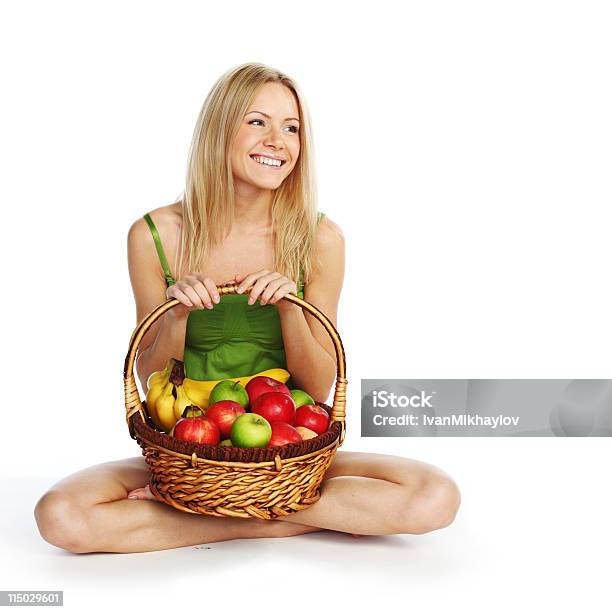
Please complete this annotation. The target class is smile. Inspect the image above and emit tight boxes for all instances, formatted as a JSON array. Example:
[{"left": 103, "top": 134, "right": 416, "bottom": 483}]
[{"left": 250, "top": 154, "right": 286, "bottom": 169}]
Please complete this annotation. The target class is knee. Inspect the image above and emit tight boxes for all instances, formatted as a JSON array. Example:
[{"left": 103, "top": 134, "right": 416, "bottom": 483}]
[
  {"left": 34, "top": 491, "right": 92, "bottom": 554},
  {"left": 396, "top": 475, "right": 462, "bottom": 535}
]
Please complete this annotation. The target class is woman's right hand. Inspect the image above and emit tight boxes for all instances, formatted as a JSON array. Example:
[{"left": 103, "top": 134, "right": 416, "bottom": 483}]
[{"left": 166, "top": 274, "right": 220, "bottom": 319}]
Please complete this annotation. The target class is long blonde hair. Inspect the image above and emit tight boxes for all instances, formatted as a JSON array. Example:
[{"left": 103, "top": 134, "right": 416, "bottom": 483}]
[{"left": 174, "top": 62, "right": 319, "bottom": 289}]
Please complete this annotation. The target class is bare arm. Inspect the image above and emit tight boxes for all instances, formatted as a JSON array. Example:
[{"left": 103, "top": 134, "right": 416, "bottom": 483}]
[
  {"left": 127, "top": 217, "right": 187, "bottom": 393},
  {"left": 278, "top": 216, "right": 345, "bottom": 403}
]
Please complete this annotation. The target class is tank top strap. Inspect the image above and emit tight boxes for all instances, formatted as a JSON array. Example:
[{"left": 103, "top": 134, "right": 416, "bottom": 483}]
[
  {"left": 143, "top": 213, "right": 176, "bottom": 287},
  {"left": 297, "top": 211, "right": 326, "bottom": 294}
]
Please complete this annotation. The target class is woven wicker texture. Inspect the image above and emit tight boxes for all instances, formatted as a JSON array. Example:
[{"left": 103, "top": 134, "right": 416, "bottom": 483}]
[{"left": 124, "top": 280, "right": 347, "bottom": 519}]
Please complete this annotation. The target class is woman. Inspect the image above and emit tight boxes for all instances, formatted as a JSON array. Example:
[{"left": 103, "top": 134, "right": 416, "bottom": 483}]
[{"left": 34, "top": 63, "right": 461, "bottom": 554}]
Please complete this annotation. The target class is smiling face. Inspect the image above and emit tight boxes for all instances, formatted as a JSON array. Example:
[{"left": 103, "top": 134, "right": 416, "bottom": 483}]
[{"left": 231, "top": 82, "right": 301, "bottom": 194}]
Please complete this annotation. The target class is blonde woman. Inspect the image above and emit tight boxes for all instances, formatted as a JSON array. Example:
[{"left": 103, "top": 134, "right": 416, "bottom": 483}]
[{"left": 34, "top": 63, "right": 461, "bottom": 553}]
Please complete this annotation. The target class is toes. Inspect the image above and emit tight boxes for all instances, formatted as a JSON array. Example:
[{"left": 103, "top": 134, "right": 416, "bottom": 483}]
[{"left": 127, "top": 486, "right": 156, "bottom": 501}]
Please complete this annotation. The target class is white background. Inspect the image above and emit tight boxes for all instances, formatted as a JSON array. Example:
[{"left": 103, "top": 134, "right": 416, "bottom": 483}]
[{"left": 1, "top": 1, "right": 611, "bottom": 610}]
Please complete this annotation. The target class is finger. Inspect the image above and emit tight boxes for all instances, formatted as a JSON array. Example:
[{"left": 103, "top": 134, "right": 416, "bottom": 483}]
[
  {"left": 248, "top": 272, "right": 282, "bottom": 305},
  {"left": 181, "top": 276, "right": 212, "bottom": 309},
  {"left": 178, "top": 281, "right": 210, "bottom": 310},
  {"left": 237, "top": 269, "right": 270, "bottom": 294},
  {"left": 167, "top": 286, "right": 193, "bottom": 308},
  {"left": 268, "top": 281, "right": 297, "bottom": 304},
  {"left": 259, "top": 277, "right": 287, "bottom": 304},
  {"left": 198, "top": 275, "right": 220, "bottom": 304},
  {"left": 184, "top": 275, "right": 213, "bottom": 309}
]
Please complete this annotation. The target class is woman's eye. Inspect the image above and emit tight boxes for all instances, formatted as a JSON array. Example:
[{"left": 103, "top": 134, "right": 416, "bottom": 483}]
[{"left": 248, "top": 119, "right": 299, "bottom": 133}]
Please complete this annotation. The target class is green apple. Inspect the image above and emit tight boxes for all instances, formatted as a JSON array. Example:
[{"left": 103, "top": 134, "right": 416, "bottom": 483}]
[
  {"left": 209, "top": 380, "right": 249, "bottom": 408},
  {"left": 230, "top": 413, "right": 272, "bottom": 448},
  {"left": 220, "top": 439, "right": 233, "bottom": 446},
  {"left": 291, "top": 389, "right": 316, "bottom": 408}
]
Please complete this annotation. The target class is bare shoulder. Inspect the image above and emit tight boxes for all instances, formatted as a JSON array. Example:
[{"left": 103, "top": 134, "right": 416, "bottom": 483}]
[
  {"left": 127, "top": 202, "right": 182, "bottom": 253},
  {"left": 128, "top": 202, "right": 181, "bottom": 236},
  {"left": 313, "top": 215, "right": 344, "bottom": 267},
  {"left": 317, "top": 215, "right": 344, "bottom": 242}
]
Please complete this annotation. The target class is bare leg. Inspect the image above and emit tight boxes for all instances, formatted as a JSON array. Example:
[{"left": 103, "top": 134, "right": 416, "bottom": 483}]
[
  {"left": 34, "top": 457, "right": 322, "bottom": 554},
  {"left": 277, "top": 451, "right": 461, "bottom": 535},
  {"left": 128, "top": 451, "right": 461, "bottom": 538}
]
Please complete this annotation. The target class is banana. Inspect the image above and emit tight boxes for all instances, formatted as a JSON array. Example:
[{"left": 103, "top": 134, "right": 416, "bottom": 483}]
[
  {"left": 257, "top": 368, "right": 291, "bottom": 384},
  {"left": 181, "top": 378, "right": 218, "bottom": 408},
  {"left": 146, "top": 374, "right": 167, "bottom": 426},
  {"left": 182, "top": 367, "right": 291, "bottom": 409},
  {"left": 145, "top": 381, "right": 164, "bottom": 428},
  {"left": 146, "top": 368, "right": 167, "bottom": 391},
  {"left": 145, "top": 359, "right": 174, "bottom": 428},
  {"left": 173, "top": 384, "right": 195, "bottom": 421},
  {"left": 155, "top": 381, "right": 177, "bottom": 433}
]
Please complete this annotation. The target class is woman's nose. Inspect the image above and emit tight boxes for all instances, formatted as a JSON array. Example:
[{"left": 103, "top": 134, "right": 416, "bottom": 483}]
[{"left": 263, "top": 126, "right": 285, "bottom": 148}]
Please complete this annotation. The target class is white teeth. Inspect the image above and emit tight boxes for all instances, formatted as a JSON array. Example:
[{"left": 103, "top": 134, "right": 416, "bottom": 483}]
[{"left": 251, "top": 155, "right": 283, "bottom": 167}]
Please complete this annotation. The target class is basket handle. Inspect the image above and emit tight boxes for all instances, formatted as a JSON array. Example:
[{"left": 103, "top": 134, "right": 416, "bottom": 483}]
[{"left": 124, "top": 280, "right": 347, "bottom": 443}]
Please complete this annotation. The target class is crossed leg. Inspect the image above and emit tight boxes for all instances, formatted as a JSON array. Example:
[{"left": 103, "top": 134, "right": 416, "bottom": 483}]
[{"left": 34, "top": 451, "right": 460, "bottom": 554}]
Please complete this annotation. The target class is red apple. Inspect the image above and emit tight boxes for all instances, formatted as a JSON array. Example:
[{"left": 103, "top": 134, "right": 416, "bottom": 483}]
[
  {"left": 173, "top": 415, "right": 220, "bottom": 445},
  {"left": 295, "top": 404, "right": 330, "bottom": 435},
  {"left": 251, "top": 391, "right": 296, "bottom": 425},
  {"left": 268, "top": 422, "right": 303, "bottom": 447},
  {"left": 295, "top": 426, "right": 318, "bottom": 440},
  {"left": 245, "top": 376, "right": 291, "bottom": 406},
  {"left": 205, "top": 400, "right": 246, "bottom": 439}
]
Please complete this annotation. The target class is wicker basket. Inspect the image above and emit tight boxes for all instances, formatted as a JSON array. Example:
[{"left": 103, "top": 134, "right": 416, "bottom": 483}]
[{"left": 124, "top": 280, "right": 347, "bottom": 520}]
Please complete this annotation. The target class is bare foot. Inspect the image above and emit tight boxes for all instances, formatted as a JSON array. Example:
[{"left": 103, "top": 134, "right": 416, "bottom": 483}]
[{"left": 127, "top": 484, "right": 157, "bottom": 501}]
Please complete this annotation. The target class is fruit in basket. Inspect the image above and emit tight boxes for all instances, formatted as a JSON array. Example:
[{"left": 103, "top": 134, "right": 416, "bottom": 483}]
[
  {"left": 295, "top": 426, "right": 318, "bottom": 440},
  {"left": 145, "top": 359, "right": 205, "bottom": 433},
  {"left": 169, "top": 406, "right": 205, "bottom": 436},
  {"left": 209, "top": 380, "right": 249, "bottom": 409},
  {"left": 145, "top": 358, "right": 176, "bottom": 428},
  {"left": 230, "top": 413, "right": 272, "bottom": 448},
  {"left": 181, "top": 405, "right": 205, "bottom": 419},
  {"left": 182, "top": 368, "right": 290, "bottom": 409},
  {"left": 155, "top": 380, "right": 178, "bottom": 432},
  {"left": 220, "top": 439, "right": 233, "bottom": 446},
  {"left": 206, "top": 400, "right": 246, "bottom": 439},
  {"left": 173, "top": 383, "right": 195, "bottom": 421},
  {"left": 251, "top": 391, "right": 296, "bottom": 425},
  {"left": 268, "top": 422, "right": 302, "bottom": 447},
  {"left": 295, "top": 404, "right": 330, "bottom": 435},
  {"left": 246, "top": 376, "right": 291, "bottom": 406},
  {"left": 173, "top": 415, "right": 220, "bottom": 445},
  {"left": 290, "top": 389, "right": 316, "bottom": 408}
]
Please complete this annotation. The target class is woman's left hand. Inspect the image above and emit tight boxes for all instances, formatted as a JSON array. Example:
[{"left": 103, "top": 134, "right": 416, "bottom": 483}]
[{"left": 234, "top": 269, "right": 299, "bottom": 311}]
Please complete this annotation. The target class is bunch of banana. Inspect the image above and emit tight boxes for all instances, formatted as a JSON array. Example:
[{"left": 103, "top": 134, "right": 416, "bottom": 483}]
[{"left": 145, "top": 358, "right": 290, "bottom": 434}]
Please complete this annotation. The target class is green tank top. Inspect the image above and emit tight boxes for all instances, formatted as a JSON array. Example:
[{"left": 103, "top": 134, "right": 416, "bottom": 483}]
[{"left": 143, "top": 211, "right": 325, "bottom": 382}]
